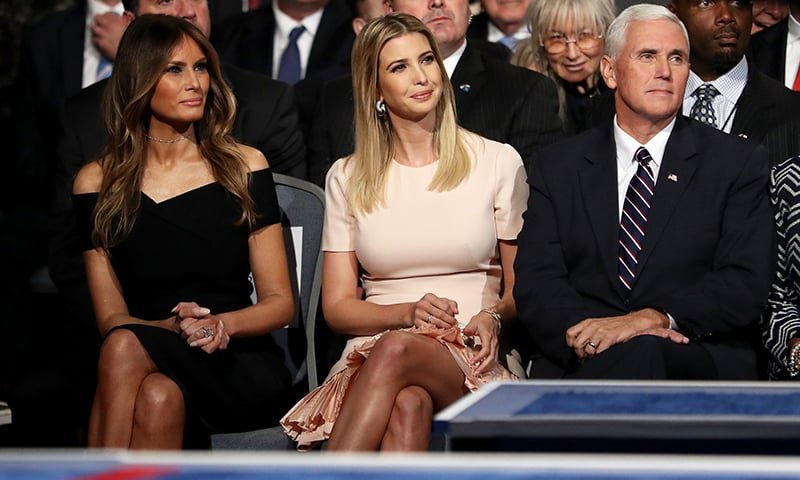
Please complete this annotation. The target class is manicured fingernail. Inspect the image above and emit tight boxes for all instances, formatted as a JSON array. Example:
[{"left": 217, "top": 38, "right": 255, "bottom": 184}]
[
  {"left": 199, "top": 308, "right": 210, "bottom": 315},
  {"left": 171, "top": 306, "right": 178, "bottom": 313},
  {"left": 189, "top": 341, "right": 198, "bottom": 347}
]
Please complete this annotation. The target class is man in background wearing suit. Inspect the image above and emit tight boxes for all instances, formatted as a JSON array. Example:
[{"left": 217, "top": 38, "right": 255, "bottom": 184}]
[
  {"left": 514, "top": 4, "right": 774, "bottom": 380},
  {"left": 748, "top": 0, "right": 800, "bottom": 88},
  {"left": 212, "top": 0, "right": 355, "bottom": 130},
  {"left": 307, "top": 0, "right": 562, "bottom": 186},
  {"left": 48, "top": 0, "right": 307, "bottom": 409},
  {"left": 467, "top": 0, "right": 531, "bottom": 54}
]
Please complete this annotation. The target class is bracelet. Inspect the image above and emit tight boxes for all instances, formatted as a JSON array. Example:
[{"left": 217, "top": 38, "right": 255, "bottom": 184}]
[
  {"left": 789, "top": 343, "right": 800, "bottom": 377},
  {"left": 480, "top": 307, "right": 502, "bottom": 333}
]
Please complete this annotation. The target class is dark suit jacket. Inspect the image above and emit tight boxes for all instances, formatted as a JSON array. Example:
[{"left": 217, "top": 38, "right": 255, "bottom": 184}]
[
  {"left": 13, "top": 4, "right": 86, "bottom": 207},
  {"left": 307, "top": 43, "right": 562, "bottom": 186},
  {"left": 748, "top": 17, "right": 789, "bottom": 84},
  {"left": 514, "top": 117, "right": 775, "bottom": 380},
  {"left": 466, "top": 13, "right": 513, "bottom": 62},
  {"left": 48, "top": 64, "right": 306, "bottom": 329},
  {"left": 212, "top": 0, "right": 355, "bottom": 129},
  {"left": 583, "top": 63, "right": 800, "bottom": 164}
]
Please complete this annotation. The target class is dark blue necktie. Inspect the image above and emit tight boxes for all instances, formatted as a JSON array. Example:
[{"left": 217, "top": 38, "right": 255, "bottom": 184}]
[
  {"left": 277, "top": 26, "right": 305, "bottom": 85},
  {"left": 618, "top": 147, "right": 655, "bottom": 291}
]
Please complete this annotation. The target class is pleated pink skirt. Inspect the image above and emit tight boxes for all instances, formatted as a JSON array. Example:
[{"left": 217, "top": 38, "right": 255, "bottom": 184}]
[{"left": 280, "top": 323, "right": 517, "bottom": 451}]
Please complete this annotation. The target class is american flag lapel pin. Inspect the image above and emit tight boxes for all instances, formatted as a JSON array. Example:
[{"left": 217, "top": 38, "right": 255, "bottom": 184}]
[
  {"left": 667, "top": 173, "right": 678, "bottom": 182},
  {"left": 459, "top": 84, "right": 471, "bottom": 92}
]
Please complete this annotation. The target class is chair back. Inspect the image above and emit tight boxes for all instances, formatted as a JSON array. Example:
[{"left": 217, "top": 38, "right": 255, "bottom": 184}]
[{"left": 272, "top": 173, "right": 325, "bottom": 391}]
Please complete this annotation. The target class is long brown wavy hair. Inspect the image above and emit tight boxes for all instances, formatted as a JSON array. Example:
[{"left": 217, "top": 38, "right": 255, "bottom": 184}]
[
  {"left": 93, "top": 14, "right": 254, "bottom": 249},
  {"left": 347, "top": 12, "right": 471, "bottom": 215}
]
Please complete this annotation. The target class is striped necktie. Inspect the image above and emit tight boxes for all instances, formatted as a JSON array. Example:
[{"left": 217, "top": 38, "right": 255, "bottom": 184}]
[{"left": 618, "top": 146, "right": 655, "bottom": 291}]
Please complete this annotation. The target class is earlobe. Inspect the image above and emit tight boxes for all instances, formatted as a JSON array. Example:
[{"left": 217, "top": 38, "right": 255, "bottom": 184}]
[{"left": 666, "top": 2, "right": 677, "bottom": 13}]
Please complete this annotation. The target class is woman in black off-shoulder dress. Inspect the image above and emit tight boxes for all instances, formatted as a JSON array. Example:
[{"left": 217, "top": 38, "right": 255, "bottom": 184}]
[{"left": 72, "top": 15, "right": 293, "bottom": 449}]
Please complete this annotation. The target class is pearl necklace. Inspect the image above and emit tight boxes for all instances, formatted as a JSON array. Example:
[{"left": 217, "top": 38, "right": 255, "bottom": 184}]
[{"left": 145, "top": 133, "right": 188, "bottom": 144}]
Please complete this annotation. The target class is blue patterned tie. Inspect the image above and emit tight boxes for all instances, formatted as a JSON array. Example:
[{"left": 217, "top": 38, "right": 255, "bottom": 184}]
[
  {"left": 619, "top": 147, "right": 655, "bottom": 291},
  {"left": 95, "top": 55, "right": 112, "bottom": 82},
  {"left": 277, "top": 25, "right": 305, "bottom": 85},
  {"left": 498, "top": 35, "right": 517, "bottom": 50},
  {"left": 689, "top": 83, "right": 720, "bottom": 128}
]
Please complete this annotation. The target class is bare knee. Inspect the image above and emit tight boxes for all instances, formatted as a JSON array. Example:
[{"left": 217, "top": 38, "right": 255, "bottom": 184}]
[
  {"left": 391, "top": 386, "right": 433, "bottom": 428},
  {"left": 97, "top": 329, "right": 149, "bottom": 379},
  {"left": 367, "top": 331, "right": 416, "bottom": 374},
  {"left": 384, "top": 386, "right": 433, "bottom": 450},
  {"left": 133, "top": 374, "right": 184, "bottom": 434}
]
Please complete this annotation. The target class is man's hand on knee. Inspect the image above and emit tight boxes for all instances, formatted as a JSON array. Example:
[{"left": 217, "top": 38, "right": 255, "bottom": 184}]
[{"left": 566, "top": 308, "right": 672, "bottom": 359}]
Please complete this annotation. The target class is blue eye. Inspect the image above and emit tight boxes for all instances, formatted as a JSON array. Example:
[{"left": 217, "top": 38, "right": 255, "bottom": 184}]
[{"left": 166, "top": 65, "right": 182, "bottom": 73}]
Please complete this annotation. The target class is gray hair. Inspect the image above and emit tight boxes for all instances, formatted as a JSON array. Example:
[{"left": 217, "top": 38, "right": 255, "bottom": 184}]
[{"left": 605, "top": 4, "right": 689, "bottom": 59}]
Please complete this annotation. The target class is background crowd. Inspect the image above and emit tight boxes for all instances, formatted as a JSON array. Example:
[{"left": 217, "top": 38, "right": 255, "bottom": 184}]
[{"left": 1, "top": 0, "right": 799, "bottom": 449}]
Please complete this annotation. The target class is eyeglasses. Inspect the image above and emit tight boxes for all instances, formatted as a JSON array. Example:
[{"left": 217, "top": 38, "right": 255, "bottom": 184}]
[{"left": 541, "top": 32, "right": 603, "bottom": 54}]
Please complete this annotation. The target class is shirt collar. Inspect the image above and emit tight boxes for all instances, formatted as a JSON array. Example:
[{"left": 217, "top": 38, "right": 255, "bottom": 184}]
[
  {"left": 486, "top": 21, "right": 529, "bottom": 43},
  {"left": 789, "top": 13, "right": 800, "bottom": 44},
  {"left": 86, "top": 0, "right": 124, "bottom": 20},
  {"left": 613, "top": 115, "right": 675, "bottom": 171},
  {"left": 272, "top": 1, "right": 324, "bottom": 38},
  {"left": 442, "top": 39, "right": 467, "bottom": 79},
  {"left": 685, "top": 55, "right": 748, "bottom": 104}
]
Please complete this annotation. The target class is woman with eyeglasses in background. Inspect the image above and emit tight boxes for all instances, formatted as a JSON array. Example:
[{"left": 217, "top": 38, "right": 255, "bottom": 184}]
[{"left": 513, "top": 0, "right": 615, "bottom": 133}]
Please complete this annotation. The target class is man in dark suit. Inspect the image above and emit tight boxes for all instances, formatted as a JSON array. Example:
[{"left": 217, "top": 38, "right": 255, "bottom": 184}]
[
  {"left": 306, "top": 0, "right": 562, "bottom": 186},
  {"left": 467, "top": 0, "right": 530, "bottom": 57},
  {"left": 12, "top": 0, "right": 125, "bottom": 208},
  {"left": 212, "top": 0, "right": 355, "bottom": 129},
  {"left": 514, "top": 4, "right": 774, "bottom": 380},
  {"left": 748, "top": 0, "right": 800, "bottom": 88},
  {"left": 585, "top": 0, "right": 800, "bottom": 166},
  {"left": 49, "top": 0, "right": 307, "bottom": 360}
]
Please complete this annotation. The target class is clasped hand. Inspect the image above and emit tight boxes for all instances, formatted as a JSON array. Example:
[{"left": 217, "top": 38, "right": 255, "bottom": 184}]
[
  {"left": 171, "top": 301, "right": 230, "bottom": 354},
  {"left": 407, "top": 293, "right": 500, "bottom": 375},
  {"left": 566, "top": 308, "right": 688, "bottom": 360}
]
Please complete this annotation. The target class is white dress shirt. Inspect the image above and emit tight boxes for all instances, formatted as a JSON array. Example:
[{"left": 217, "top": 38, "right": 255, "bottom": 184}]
[
  {"left": 442, "top": 39, "right": 467, "bottom": 79},
  {"left": 272, "top": 3, "right": 324, "bottom": 80},
  {"left": 614, "top": 116, "right": 679, "bottom": 330},
  {"left": 683, "top": 56, "right": 748, "bottom": 134},
  {"left": 784, "top": 13, "right": 800, "bottom": 88},
  {"left": 82, "top": 0, "right": 124, "bottom": 88}
]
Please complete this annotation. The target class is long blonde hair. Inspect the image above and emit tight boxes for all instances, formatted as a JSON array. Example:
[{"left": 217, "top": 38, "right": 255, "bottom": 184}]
[
  {"left": 93, "top": 14, "right": 255, "bottom": 249},
  {"left": 347, "top": 12, "right": 470, "bottom": 215},
  {"left": 512, "top": 0, "right": 615, "bottom": 120}
]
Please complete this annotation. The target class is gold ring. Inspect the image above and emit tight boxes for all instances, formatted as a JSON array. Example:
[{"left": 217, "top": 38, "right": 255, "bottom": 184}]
[{"left": 586, "top": 342, "right": 598, "bottom": 350}]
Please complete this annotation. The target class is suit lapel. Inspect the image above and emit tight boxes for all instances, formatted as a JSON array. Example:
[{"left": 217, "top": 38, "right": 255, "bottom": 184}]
[
  {"left": 634, "top": 117, "right": 698, "bottom": 277},
  {"left": 579, "top": 124, "right": 627, "bottom": 300},
  {"left": 62, "top": 6, "right": 85, "bottom": 96},
  {"left": 450, "top": 44, "right": 487, "bottom": 121},
  {"left": 731, "top": 67, "right": 772, "bottom": 139}
]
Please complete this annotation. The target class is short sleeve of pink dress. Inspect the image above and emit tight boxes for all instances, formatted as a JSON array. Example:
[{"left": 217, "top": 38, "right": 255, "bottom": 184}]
[{"left": 281, "top": 132, "right": 528, "bottom": 450}]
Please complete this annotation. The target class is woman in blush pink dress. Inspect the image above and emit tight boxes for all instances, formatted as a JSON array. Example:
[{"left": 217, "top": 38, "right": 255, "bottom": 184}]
[{"left": 281, "top": 13, "right": 528, "bottom": 452}]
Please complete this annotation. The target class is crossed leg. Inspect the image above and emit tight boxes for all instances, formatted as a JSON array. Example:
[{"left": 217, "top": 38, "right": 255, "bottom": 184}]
[
  {"left": 327, "top": 331, "right": 466, "bottom": 451},
  {"left": 88, "top": 329, "right": 184, "bottom": 448},
  {"left": 380, "top": 386, "right": 433, "bottom": 451}
]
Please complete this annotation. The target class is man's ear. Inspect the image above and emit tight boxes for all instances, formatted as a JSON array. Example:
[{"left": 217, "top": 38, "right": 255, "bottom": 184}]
[
  {"left": 122, "top": 11, "right": 136, "bottom": 24},
  {"left": 667, "top": 1, "right": 678, "bottom": 14},
  {"left": 600, "top": 55, "right": 617, "bottom": 90},
  {"left": 353, "top": 17, "right": 367, "bottom": 35},
  {"left": 383, "top": 0, "right": 394, "bottom": 13}
]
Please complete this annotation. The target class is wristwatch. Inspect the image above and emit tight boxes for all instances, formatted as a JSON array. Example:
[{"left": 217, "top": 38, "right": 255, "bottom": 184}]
[{"left": 789, "top": 342, "right": 800, "bottom": 377}]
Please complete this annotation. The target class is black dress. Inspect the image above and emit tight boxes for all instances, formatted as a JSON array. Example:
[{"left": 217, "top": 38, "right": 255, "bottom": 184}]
[{"left": 73, "top": 168, "right": 291, "bottom": 437}]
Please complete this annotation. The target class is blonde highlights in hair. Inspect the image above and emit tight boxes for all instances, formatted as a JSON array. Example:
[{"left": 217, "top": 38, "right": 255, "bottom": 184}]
[
  {"left": 93, "top": 14, "right": 255, "bottom": 249},
  {"left": 347, "top": 12, "right": 471, "bottom": 215}
]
